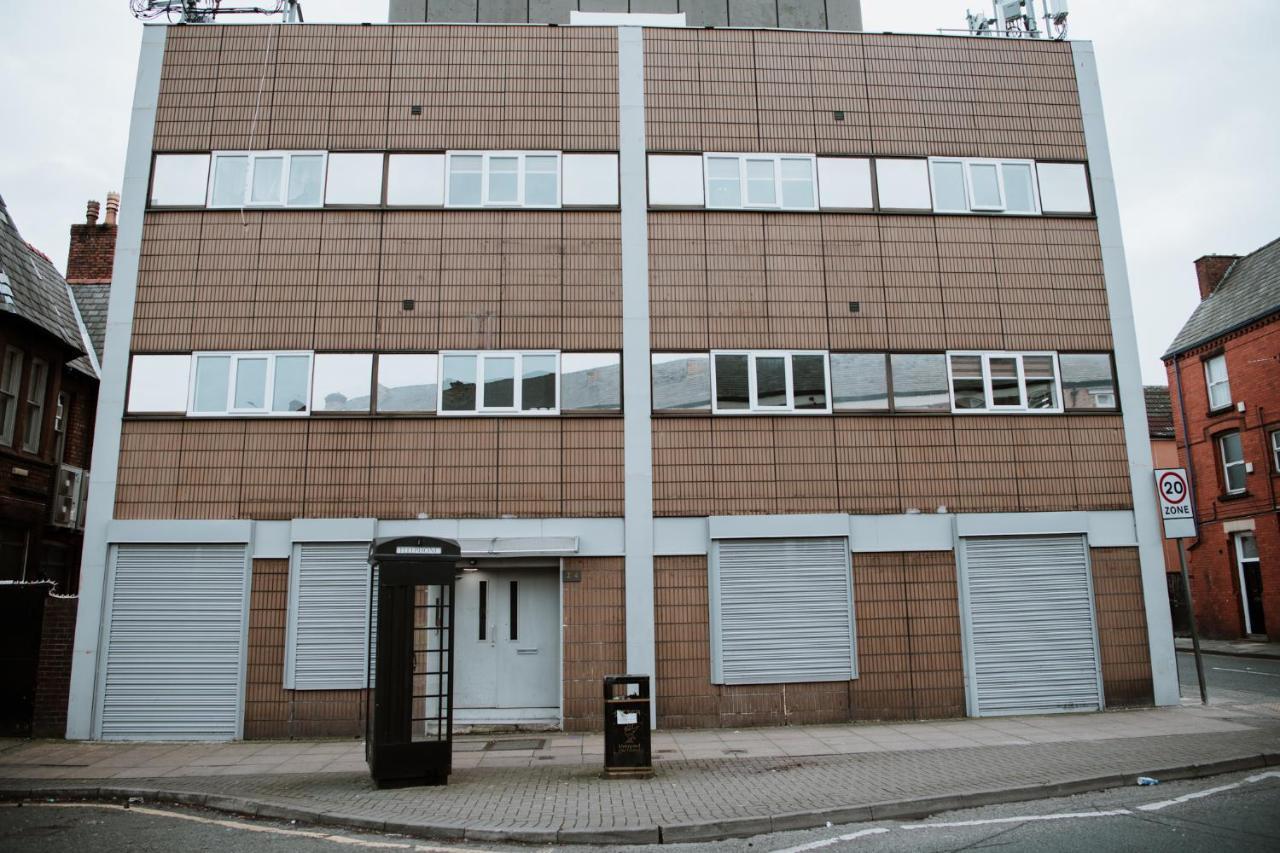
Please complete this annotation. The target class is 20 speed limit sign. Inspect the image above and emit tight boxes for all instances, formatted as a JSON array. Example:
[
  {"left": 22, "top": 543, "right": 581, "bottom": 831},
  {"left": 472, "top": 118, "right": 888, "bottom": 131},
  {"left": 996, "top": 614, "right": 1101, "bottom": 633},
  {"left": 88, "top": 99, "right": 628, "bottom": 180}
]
[{"left": 1155, "top": 468, "right": 1196, "bottom": 539}]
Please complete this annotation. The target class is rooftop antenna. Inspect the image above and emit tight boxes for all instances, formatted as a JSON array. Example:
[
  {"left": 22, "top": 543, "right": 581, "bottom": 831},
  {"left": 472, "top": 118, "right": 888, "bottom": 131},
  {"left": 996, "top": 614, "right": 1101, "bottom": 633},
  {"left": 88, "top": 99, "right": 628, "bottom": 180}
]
[
  {"left": 129, "top": 0, "right": 304, "bottom": 23},
  {"left": 965, "top": 0, "right": 1068, "bottom": 39}
]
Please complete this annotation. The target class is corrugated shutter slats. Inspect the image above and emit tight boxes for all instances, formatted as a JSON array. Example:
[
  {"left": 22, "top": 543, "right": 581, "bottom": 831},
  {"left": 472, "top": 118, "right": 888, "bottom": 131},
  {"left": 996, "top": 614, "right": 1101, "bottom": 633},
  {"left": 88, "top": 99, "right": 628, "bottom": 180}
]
[
  {"left": 100, "top": 544, "right": 247, "bottom": 740},
  {"left": 291, "top": 543, "right": 371, "bottom": 691},
  {"left": 962, "top": 535, "right": 1101, "bottom": 716},
  {"left": 714, "top": 538, "right": 855, "bottom": 685}
]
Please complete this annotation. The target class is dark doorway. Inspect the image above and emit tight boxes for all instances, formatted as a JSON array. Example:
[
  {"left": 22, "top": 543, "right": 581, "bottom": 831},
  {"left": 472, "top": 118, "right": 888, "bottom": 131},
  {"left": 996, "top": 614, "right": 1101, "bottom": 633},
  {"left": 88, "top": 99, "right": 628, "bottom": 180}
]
[{"left": 0, "top": 584, "right": 50, "bottom": 736}]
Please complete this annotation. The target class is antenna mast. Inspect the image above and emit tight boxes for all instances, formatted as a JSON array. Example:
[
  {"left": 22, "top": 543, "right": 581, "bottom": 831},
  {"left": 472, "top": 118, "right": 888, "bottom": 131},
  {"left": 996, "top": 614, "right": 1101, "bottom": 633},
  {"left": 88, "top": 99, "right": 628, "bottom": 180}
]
[
  {"left": 129, "top": 1, "right": 304, "bottom": 23},
  {"left": 965, "top": 0, "right": 1069, "bottom": 39}
]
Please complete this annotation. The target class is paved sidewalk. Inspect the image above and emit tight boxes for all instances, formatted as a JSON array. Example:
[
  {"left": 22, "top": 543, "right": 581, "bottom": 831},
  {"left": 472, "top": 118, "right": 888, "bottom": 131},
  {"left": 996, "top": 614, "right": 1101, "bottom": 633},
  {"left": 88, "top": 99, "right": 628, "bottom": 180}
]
[
  {"left": 1176, "top": 637, "right": 1280, "bottom": 659},
  {"left": 3, "top": 703, "right": 1279, "bottom": 844}
]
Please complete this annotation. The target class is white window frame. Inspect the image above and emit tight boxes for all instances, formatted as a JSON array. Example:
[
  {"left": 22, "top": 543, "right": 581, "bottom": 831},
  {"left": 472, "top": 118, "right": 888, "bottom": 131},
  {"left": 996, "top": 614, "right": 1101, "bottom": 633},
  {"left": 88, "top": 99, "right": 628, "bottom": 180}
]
[
  {"left": 1219, "top": 430, "right": 1246, "bottom": 495},
  {"left": 1271, "top": 429, "right": 1280, "bottom": 473},
  {"left": 186, "top": 351, "right": 314, "bottom": 417},
  {"left": 437, "top": 351, "right": 561, "bottom": 416},
  {"left": 1233, "top": 532, "right": 1261, "bottom": 635},
  {"left": 928, "top": 157, "right": 1041, "bottom": 216},
  {"left": 22, "top": 358, "right": 48, "bottom": 452},
  {"left": 946, "top": 351, "right": 1064, "bottom": 414},
  {"left": 207, "top": 151, "right": 328, "bottom": 209},
  {"left": 702, "top": 153, "right": 819, "bottom": 211},
  {"left": 1204, "top": 354, "right": 1231, "bottom": 411},
  {"left": 0, "top": 345, "right": 22, "bottom": 446},
  {"left": 444, "top": 151, "right": 562, "bottom": 209},
  {"left": 710, "top": 350, "right": 832, "bottom": 415}
]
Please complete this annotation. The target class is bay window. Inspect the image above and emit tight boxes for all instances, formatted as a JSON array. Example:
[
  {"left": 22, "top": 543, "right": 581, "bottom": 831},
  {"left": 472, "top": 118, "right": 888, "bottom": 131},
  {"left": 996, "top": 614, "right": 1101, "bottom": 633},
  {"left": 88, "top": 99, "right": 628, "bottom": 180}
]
[{"left": 710, "top": 351, "right": 830, "bottom": 414}]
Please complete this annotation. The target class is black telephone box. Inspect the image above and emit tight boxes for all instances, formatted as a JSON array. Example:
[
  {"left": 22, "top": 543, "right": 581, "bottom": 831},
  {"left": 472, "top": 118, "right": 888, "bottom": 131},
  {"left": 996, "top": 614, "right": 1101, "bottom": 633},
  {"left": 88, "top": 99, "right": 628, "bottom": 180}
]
[{"left": 366, "top": 536, "right": 460, "bottom": 788}]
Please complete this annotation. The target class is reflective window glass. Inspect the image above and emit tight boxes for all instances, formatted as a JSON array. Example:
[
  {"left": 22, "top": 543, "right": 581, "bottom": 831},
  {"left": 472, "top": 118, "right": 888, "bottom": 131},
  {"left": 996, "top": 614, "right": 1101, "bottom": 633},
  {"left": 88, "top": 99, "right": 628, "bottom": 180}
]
[
  {"left": 192, "top": 355, "right": 230, "bottom": 412},
  {"left": 441, "top": 355, "right": 477, "bottom": 411},
  {"left": 272, "top": 355, "right": 310, "bottom": 412},
  {"left": 949, "top": 354, "right": 985, "bottom": 410},
  {"left": 1002, "top": 163, "right": 1036, "bottom": 213},
  {"left": 1022, "top": 355, "right": 1058, "bottom": 409},
  {"left": 287, "top": 155, "right": 324, "bottom": 206},
  {"left": 745, "top": 159, "right": 776, "bottom": 205},
  {"left": 932, "top": 161, "right": 967, "bottom": 211},
  {"left": 792, "top": 354, "right": 827, "bottom": 410},
  {"left": 780, "top": 158, "right": 815, "bottom": 208},
  {"left": 1059, "top": 353, "right": 1115, "bottom": 410},
  {"left": 706, "top": 157, "right": 741, "bottom": 208},
  {"left": 250, "top": 157, "right": 284, "bottom": 204},
  {"left": 311, "top": 354, "right": 372, "bottom": 413},
  {"left": 482, "top": 356, "right": 515, "bottom": 409},
  {"left": 211, "top": 155, "right": 248, "bottom": 207},
  {"left": 524, "top": 156, "right": 559, "bottom": 206},
  {"left": 376, "top": 354, "right": 438, "bottom": 413},
  {"left": 562, "top": 353, "right": 621, "bottom": 411},
  {"left": 234, "top": 357, "right": 269, "bottom": 410},
  {"left": 713, "top": 353, "right": 749, "bottom": 410},
  {"left": 969, "top": 162, "right": 1002, "bottom": 208},
  {"left": 652, "top": 354, "right": 711, "bottom": 411},
  {"left": 487, "top": 157, "right": 519, "bottom": 204},
  {"left": 831, "top": 353, "right": 888, "bottom": 411},
  {"left": 521, "top": 354, "right": 557, "bottom": 411},
  {"left": 989, "top": 357, "right": 1022, "bottom": 407},
  {"left": 891, "top": 354, "right": 950, "bottom": 412},
  {"left": 755, "top": 355, "right": 788, "bottom": 407},
  {"left": 448, "top": 155, "right": 482, "bottom": 205}
]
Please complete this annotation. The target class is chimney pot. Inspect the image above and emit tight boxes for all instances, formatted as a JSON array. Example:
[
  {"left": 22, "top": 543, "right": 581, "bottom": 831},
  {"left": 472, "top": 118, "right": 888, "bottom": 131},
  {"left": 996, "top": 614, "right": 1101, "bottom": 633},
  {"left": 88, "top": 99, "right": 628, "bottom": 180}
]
[
  {"left": 1193, "top": 254, "right": 1240, "bottom": 300},
  {"left": 86, "top": 200, "right": 100, "bottom": 226},
  {"left": 104, "top": 192, "right": 121, "bottom": 227}
]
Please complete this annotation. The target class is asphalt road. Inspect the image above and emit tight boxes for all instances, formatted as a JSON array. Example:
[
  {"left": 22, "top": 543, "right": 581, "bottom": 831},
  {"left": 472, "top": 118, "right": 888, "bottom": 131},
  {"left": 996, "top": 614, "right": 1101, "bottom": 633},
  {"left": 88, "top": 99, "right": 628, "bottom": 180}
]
[
  {"left": 1177, "top": 651, "right": 1280, "bottom": 702},
  {"left": 3, "top": 770, "right": 1279, "bottom": 852}
]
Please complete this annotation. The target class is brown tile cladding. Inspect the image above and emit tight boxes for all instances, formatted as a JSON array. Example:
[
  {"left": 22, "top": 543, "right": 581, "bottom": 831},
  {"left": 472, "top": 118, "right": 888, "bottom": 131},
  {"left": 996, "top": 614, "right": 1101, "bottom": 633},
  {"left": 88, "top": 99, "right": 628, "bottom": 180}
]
[
  {"left": 562, "top": 557, "right": 626, "bottom": 732},
  {"left": 116, "top": 417, "right": 623, "bottom": 520},
  {"left": 655, "top": 551, "right": 965, "bottom": 728},
  {"left": 650, "top": 213, "right": 1111, "bottom": 353},
  {"left": 244, "top": 558, "right": 365, "bottom": 739},
  {"left": 132, "top": 211, "right": 620, "bottom": 353},
  {"left": 644, "top": 29, "right": 1084, "bottom": 160},
  {"left": 1090, "top": 546, "right": 1154, "bottom": 707},
  {"left": 154, "top": 25, "right": 617, "bottom": 153},
  {"left": 653, "top": 414, "right": 1132, "bottom": 517}
]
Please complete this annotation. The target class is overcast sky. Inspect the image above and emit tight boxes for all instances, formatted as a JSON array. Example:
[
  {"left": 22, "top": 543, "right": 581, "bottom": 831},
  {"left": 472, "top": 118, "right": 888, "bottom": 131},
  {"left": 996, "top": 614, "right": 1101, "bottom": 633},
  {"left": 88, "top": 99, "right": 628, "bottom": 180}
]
[{"left": 2, "top": 0, "right": 1277, "bottom": 383}]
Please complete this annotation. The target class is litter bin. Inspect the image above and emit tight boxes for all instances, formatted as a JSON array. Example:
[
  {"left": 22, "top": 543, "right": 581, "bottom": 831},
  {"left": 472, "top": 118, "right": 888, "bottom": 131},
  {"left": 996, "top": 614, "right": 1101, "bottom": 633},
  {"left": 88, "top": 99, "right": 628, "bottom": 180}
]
[{"left": 603, "top": 674, "right": 652, "bottom": 777}]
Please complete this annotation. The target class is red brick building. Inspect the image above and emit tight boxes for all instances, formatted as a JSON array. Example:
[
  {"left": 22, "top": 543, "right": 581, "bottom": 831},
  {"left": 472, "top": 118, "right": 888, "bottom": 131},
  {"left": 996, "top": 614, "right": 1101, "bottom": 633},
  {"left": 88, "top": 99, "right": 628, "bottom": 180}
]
[{"left": 1163, "top": 239, "right": 1280, "bottom": 639}]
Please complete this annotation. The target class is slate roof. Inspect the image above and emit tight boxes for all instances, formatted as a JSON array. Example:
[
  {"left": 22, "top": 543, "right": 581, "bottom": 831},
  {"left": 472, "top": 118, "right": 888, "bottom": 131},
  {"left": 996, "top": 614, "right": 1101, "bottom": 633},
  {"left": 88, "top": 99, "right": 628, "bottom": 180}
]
[
  {"left": 1144, "top": 385, "right": 1174, "bottom": 439},
  {"left": 1164, "top": 236, "right": 1280, "bottom": 358},
  {"left": 0, "top": 194, "right": 86, "bottom": 356},
  {"left": 70, "top": 283, "right": 111, "bottom": 363}
]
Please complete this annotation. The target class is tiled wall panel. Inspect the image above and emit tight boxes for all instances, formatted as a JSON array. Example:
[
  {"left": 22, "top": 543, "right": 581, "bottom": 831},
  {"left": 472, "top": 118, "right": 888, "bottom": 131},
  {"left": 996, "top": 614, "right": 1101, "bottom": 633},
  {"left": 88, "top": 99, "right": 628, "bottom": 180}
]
[
  {"left": 1091, "top": 547, "right": 1154, "bottom": 707},
  {"left": 116, "top": 418, "right": 623, "bottom": 519},
  {"left": 155, "top": 25, "right": 617, "bottom": 152},
  {"left": 646, "top": 30, "right": 1085, "bottom": 160},
  {"left": 562, "top": 557, "right": 626, "bottom": 731},
  {"left": 650, "top": 213, "right": 1110, "bottom": 353},
  {"left": 653, "top": 415, "right": 1133, "bottom": 517}
]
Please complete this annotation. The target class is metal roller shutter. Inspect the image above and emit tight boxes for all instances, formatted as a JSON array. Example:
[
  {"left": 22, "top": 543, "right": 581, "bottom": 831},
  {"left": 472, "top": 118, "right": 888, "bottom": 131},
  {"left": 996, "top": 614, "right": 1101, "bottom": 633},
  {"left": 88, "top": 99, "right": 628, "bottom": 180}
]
[
  {"left": 99, "top": 543, "right": 249, "bottom": 740},
  {"left": 960, "top": 535, "right": 1102, "bottom": 716},
  {"left": 712, "top": 537, "right": 856, "bottom": 685},
  {"left": 287, "top": 543, "right": 371, "bottom": 690}
]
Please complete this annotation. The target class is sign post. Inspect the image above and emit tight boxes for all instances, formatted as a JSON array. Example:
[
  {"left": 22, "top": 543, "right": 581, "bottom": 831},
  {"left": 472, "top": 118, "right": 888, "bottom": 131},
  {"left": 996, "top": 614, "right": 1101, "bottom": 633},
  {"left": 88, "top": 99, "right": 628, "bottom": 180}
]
[{"left": 1155, "top": 468, "right": 1207, "bottom": 704}]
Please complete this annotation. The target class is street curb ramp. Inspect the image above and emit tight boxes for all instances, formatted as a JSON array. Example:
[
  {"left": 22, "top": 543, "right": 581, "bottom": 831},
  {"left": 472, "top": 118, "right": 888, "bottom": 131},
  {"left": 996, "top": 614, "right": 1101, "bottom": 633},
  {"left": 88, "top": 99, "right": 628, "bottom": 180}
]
[{"left": 3, "top": 752, "right": 1279, "bottom": 845}]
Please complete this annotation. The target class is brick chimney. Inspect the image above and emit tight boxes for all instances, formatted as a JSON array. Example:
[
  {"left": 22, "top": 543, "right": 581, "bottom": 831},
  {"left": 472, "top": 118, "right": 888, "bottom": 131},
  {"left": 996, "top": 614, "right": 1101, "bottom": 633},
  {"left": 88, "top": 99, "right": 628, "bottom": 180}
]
[
  {"left": 66, "top": 194, "right": 119, "bottom": 285},
  {"left": 1194, "top": 254, "right": 1240, "bottom": 300}
]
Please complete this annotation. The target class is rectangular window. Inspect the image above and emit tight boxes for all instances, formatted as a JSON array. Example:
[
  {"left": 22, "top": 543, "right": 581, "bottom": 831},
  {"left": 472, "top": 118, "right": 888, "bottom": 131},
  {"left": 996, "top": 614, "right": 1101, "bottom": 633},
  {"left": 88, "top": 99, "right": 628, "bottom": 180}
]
[
  {"left": 830, "top": 353, "right": 889, "bottom": 411},
  {"left": 375, "top": 354, "right": 438, "bottom": 413},
  {"left": 651, "top": 353, "right": 712, "bottom": 411},
  {"left": 438, "top": 352, "right": 560, "bottom": 415},
  {"left": 710, "top": 351, "right": 831, "bottom": 414},
  {"left": 188, "top": 352, "right": 313, "bottom": 416},
  {"left": 946, "top": 352, "right": 1062, "bottom": 413},
  {"left": 386, "top": 154, "right": 446, "bottom": 207},
  {"left": 703, "top": 154, "right": 818, "bottom": 211},
  {"left": 1204, "top": 354, "right": 1231, "bottom": 410},
  {"left": 0, "top": 346, "right": 22, "bottom": 446},
  {"left": 150, "top": 154, "right": 211, "bottom": 207},
  {"left": 1219, "top": 431, "right": 1246, "bottom": 494},
  {"left": 561, "top": 353, "right": 621, "bottom": 412},
  {"left": 126, "top": 354, "right": 192, "bottom": 413},
  {"left": 1272, "top": 429, "right": 1280, "bottom": 473},
  {"left": 928, "top": 158, "right": 1040, "bottom": 215},
  {"left": 323, "top": 153, "right": 384, "bottom": 206},
  {"left": 208, "top": 151, "right": 327, "bottom": 209},
  {"left": 1058, "top": 353, "right": 1118, "bottom": 410},
  {"left": 311, "top": 353, "right": 374, "bottom": 413},
  {"left": 445, "top": 152, "right": 562, "bottom": 208},
  {"left": 889, "top": 354, "right": 950, "bottom": 412},
  {"left": 21, "top": 359, "right": 48, "bottom": 452}
]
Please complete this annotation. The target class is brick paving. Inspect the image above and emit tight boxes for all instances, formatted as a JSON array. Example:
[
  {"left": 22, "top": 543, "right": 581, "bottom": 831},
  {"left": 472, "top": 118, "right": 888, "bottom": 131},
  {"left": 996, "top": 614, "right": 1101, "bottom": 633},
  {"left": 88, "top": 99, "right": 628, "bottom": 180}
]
[{"left": 3, "top": 703, "right": 1279, "bottom": 842}]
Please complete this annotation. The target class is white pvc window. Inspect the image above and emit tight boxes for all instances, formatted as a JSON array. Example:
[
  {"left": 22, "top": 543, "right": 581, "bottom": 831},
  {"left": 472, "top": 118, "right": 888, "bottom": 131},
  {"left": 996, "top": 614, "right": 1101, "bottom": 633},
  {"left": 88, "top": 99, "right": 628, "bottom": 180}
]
[
  {"left": 1204, "top": 354, "right": 1231, "bottom": 410},
  {"left": 928, "top": 158, "right": 1040, "bottom": 215},
  {"left": 311, "top": 353, "right": 373, "bottom": 413},
  {"left": 0, "top": 346, "right": 22, "bottom": 446},
  {"left": 21, "top": 358, "right": 48, "bottom": 452},
  {"left": 445, "top": 152, "right": 562, "bottom": 208},
  {"left": 710, "top": 350, "right": 831, "bottom": 414},
  {"left": 703, "top": 154, "right": 818, "bottom": 211},
  {"left": 947, "top": 352, "right": 1062, "bottom": 414},
  {"left": 208, "top": 151, "right": 327, "bottom": 208},
  {"left": 127, "top": 354, "right": 193, "bottom": 413},
  {"left": 150, "top": 154, "right": 212, "bottom": 206},
  {"left": 1219, "top": 431, "right": 1246, "bottom": 494},
  {"left": 1272, "top": 429, "right": 1280, "bottom": 474},
  {"left": 439, "top": 351, "right": 560, "bottom": 415},
  {"left": 188, "top": 351, "right": 313, "bottom": 416}
]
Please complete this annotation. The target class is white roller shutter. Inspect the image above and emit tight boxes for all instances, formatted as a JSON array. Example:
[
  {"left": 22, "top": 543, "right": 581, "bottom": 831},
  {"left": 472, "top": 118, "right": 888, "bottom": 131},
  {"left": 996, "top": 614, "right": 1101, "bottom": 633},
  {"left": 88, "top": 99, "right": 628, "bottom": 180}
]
[
  {"left": 286, "top": 542, "right": 372, "bottom": 690},
  {"left": 99, "top": 543, "right": 249, "bottom": 740},
  {"left": 960, "top": 535, "right": 1102, "bottom": 716},
  {"left": 711, "top": 537, "right": 856, "bottom": 685}
]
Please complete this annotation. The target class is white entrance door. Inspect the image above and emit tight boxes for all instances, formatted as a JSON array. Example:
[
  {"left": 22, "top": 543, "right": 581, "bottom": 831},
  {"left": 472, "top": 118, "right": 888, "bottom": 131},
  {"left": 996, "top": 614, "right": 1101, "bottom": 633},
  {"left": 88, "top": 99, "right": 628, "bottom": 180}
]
[{"left": 454, "top": 567, "right": 560, "bottom": 722}]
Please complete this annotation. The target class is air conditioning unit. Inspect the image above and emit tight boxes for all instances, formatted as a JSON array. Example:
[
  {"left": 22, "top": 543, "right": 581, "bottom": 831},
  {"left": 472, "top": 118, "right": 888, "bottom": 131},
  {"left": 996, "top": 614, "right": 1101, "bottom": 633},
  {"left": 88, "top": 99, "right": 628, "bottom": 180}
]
[{"left": 51, "top": 465, "right": 85, "bottom": 528}]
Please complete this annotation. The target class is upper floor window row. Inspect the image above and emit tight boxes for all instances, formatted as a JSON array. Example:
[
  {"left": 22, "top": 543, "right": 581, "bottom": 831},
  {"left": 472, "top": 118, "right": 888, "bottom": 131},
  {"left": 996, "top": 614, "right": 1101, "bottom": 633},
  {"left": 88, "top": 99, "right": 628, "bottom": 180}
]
[
  {"left": 653, "top": 350, "right": 1118, "bottom": 416},
  {"left": 151, "top": 151, "right": 620, "bottom": 210},
  {"left": 126, "top": 350, "right": 621, "bottom": 418},
  {"left": 649, "top": 154, "right": 1093, "bottom": 216}
]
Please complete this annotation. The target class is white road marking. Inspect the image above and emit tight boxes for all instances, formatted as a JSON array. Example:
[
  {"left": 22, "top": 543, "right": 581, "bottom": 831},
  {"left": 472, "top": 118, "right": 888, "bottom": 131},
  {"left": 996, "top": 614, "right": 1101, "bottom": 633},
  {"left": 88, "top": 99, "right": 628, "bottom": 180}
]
[
  {"left": 901, "top": 809, "right": 1133, "bottom": 829},
  {"left": 1211, "top": 667, "right": 1280, "bottom": 678},
  {"left": 8, "top": 802, "right": 476, "bottom": 852},
  {"left": 769, "top": 826, "right": 890, "bottom": 852},
  {"left": 1137, "top": 782, "right": 1242, "bottom": 812}
]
